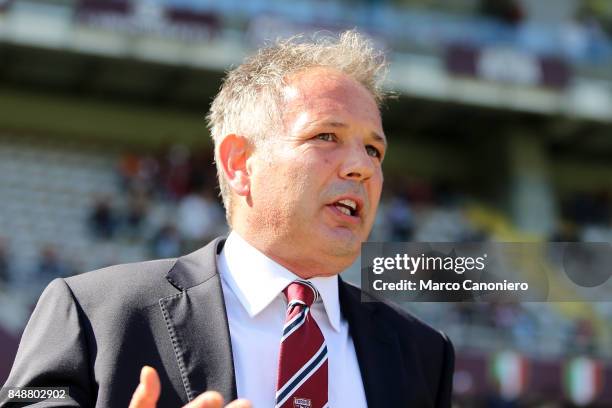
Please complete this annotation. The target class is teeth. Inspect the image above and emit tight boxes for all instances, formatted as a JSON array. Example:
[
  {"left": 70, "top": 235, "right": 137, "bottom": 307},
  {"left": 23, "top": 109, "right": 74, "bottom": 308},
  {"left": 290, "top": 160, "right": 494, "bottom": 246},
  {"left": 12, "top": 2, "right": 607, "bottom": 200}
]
[
  {"left": 337, "top": 199, "right": 357, "bottom": 211},
  {"left": 335, "top": 205, "right": 352, "bottom": 216}
]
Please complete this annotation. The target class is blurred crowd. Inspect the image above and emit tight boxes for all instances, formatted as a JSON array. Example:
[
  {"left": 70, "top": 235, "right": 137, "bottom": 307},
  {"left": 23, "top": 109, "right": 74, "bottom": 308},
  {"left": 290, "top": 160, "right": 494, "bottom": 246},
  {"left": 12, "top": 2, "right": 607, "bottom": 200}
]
[
  {"left": 1, "top": 144, "right": 609, "bottom": 362},
  {"left": 0, "top": 240, "right": 74, "bottom": 294},
  {"left": 89, "top": 145, "right": 225, "bottom": 256}
]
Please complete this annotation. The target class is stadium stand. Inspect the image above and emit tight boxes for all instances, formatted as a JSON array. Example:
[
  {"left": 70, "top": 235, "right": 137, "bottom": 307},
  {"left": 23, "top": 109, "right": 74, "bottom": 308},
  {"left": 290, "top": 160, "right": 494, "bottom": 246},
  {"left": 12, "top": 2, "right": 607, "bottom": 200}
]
[{"left": 0, "top": 138, "right": 149, "bottom": 294}]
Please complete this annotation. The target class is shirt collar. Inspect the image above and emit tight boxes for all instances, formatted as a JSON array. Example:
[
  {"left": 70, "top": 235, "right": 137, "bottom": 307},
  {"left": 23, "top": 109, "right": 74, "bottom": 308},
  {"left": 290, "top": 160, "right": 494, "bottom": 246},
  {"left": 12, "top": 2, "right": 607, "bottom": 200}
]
[{"left": 219, "top": 231, "right": 341, "bottom": 332}]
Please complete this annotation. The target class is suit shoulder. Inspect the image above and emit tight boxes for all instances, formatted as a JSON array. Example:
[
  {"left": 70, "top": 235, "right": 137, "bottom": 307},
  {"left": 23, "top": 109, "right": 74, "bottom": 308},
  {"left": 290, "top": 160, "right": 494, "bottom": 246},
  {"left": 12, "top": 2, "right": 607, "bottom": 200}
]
[
  {"left": 63, "top": 258, "right": 179, "bottom": 308},
  {"left": 67, "top": 258, "right": 176, "bottom": 284}
]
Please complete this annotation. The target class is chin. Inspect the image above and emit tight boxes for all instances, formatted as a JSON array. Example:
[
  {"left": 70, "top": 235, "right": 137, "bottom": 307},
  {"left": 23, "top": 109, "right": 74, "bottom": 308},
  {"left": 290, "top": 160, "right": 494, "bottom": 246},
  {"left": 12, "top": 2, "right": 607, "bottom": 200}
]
[
  {"left": 320, "top": 236, "right": 361, "bottom": 259},
  {"left": 310, "top": 224, "right": 366, "bottom": 257}
]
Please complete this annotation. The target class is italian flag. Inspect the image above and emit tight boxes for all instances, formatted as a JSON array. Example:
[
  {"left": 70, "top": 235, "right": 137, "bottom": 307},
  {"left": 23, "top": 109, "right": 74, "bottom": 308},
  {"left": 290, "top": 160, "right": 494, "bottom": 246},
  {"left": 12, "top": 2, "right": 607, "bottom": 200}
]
[
  {"left": 564, "top": 357, "right": 604, "bottom": 406},
  {"left": 490, "top": 351, "right": 529, "bottom": 400}
]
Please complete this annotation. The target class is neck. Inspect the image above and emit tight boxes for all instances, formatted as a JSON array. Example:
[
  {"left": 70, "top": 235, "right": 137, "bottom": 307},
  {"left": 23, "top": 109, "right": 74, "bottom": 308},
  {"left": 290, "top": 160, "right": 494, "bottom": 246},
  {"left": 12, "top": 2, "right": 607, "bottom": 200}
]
[{"left": 229, "top": 229, "right": 350, "bottom": 278}]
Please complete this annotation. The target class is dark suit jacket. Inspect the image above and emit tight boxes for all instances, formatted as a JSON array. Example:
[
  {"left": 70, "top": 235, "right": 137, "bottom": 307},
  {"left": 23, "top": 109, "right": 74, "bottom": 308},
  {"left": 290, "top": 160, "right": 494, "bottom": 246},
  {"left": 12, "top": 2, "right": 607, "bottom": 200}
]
[{"left": 1, "top": 237, "right": 454, "bottom": 407}]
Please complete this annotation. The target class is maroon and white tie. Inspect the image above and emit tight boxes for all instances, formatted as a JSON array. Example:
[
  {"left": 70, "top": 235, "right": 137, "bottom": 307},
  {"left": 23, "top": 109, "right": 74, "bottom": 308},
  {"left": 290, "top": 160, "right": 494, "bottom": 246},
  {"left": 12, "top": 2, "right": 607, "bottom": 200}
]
[{"left": 275, "top": 280, "right": 328, "bottom": 408}]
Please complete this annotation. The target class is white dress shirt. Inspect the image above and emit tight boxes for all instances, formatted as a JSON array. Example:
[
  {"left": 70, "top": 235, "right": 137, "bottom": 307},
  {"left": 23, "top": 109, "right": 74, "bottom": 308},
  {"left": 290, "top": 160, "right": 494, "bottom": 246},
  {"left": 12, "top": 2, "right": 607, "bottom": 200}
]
[{"left": 217, "top": 231, "right": 368, "bottom": 408}]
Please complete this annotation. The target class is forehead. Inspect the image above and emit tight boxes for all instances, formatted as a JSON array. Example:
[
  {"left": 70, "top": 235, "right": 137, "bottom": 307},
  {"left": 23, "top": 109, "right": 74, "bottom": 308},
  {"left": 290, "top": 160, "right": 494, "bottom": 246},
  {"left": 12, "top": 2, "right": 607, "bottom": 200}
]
[{"left": 280, "top": 67, "right": 382, "bottom": 130}]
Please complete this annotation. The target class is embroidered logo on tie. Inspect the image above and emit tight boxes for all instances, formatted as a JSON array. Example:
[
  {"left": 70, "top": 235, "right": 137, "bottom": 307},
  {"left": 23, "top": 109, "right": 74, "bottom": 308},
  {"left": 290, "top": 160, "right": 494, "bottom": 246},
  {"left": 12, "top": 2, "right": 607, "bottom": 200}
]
[{"left": 293, "top": 397, "right": 312, "bottom": 408}]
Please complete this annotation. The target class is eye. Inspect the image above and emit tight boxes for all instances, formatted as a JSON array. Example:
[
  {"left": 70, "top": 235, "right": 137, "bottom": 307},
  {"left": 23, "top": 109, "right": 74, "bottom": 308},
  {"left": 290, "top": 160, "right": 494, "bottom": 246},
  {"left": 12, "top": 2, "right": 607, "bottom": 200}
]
[
  {"left": 315, "top": 133, "right": 336, "bottom": 142},
  {"left": 366, "top": 145, "right": 382, "bottom": 159}
]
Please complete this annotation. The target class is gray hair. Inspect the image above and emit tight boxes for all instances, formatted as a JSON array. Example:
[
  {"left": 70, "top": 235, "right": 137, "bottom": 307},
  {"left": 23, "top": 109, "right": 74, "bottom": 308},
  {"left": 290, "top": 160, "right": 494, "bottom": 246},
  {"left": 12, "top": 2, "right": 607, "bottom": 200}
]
[{"left": 206, "top": 30, "right": 388, "bottom": 226}]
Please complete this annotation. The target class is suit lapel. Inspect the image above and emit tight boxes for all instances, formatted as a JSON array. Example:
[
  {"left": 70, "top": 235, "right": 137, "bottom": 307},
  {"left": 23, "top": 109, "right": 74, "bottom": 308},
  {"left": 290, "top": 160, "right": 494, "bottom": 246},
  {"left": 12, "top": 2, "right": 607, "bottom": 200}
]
[
  {"left": 158, "top": 240, "right": 416, "bottom": 406},
  {"left": 159, "top": 238, "right": 238, "bottom": 404},
  {"left": 339, "top": 277, "right": 409, "bottom": 407}
]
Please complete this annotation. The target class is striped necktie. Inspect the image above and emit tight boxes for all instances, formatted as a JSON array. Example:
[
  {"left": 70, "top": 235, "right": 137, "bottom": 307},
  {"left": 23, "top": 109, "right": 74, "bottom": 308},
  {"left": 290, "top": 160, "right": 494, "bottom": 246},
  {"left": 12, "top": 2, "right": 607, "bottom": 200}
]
[{"left": 275, "top": 280, "right": 328, "bottom": 408}]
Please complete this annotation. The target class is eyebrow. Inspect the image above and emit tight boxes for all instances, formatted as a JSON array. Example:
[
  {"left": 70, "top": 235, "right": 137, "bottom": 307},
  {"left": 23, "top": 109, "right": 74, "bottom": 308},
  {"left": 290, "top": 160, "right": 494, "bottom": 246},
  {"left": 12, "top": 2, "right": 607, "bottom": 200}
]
[{"left": 318, "top": 121, "right": 388, "bottom": 147}]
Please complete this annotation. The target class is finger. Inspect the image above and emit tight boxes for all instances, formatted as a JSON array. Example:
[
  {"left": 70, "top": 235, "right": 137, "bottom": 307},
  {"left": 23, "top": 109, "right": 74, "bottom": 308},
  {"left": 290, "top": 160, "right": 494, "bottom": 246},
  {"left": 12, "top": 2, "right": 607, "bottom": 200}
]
[
  {"left": 183, "top": 391, "right": 224, "bottom": 408},
  {"left": 128, "top": 366, "right": 161, "bottom": 408}
]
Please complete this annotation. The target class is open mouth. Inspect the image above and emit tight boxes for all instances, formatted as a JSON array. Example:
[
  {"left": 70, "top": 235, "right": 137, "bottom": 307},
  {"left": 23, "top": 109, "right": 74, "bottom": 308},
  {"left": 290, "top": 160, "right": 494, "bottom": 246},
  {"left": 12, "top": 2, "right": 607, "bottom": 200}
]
[{"left": 331, "top": 198, "right": 358, "bottom": 217}]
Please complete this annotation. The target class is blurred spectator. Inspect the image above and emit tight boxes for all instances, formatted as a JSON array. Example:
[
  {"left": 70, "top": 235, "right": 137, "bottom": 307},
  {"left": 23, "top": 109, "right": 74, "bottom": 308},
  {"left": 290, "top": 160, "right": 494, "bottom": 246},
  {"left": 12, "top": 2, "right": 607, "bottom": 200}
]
[
  {"left": 36, "top": 245, "right": 70, "bottom": 283},
  {"left": 162, "top": 144, "right": 192, "bottom": 200},
  {"left": 118, "top": 152, "right": 160, "bottom": 197},
  {"left": 151, "top": 223, "right": 182, "bottom": 259},
  {"left": 453, "top": 303, "right": 478, "bottom": 325},
  {"left": 510, "top": 307, "right": 537, "bottom": 350},
  {"left": 89, "top": 195, "right": 118, "bottom": 240},
  {"left": 568, "top": 317, "right": 596, "bottom": 355},
  {"left": 177, "top": 188, "right": 224, "bottom": 251},
  {"left": 386, "top": 196, "right": 414, "bottom": 241},
  {"left": 123, "top": 185, "right": 149, "bottom": 239},
  {"left": 492, "top": 303, "right": 519, "bottom": 330},
  {"left": 119, "top": 147, "right": 217, "bottom": 202},
  {"left": 118, "top": 152, "right": 141, "bottom": 190}
]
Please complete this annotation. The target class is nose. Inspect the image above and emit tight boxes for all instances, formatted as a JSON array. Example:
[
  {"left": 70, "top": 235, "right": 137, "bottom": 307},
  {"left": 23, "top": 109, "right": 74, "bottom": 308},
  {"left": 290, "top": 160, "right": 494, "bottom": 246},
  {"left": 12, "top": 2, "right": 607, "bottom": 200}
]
[{"left": 339, "top": 143, "right": 376, "bottom": 182}]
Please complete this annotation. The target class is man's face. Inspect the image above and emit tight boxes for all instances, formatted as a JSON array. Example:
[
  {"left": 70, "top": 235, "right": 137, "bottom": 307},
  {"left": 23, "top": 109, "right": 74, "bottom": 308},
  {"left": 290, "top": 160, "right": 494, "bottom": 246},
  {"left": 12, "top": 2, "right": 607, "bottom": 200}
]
[{"left": 238, "top": 67, "right": 386, "bottom": 277}]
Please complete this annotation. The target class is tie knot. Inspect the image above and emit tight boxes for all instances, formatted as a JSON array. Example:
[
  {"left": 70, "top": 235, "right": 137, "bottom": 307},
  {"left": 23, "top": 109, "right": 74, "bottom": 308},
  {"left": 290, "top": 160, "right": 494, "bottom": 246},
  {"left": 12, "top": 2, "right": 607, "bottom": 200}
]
[{"left": 284, "top": 280, "right": 318, "bottom": 308}]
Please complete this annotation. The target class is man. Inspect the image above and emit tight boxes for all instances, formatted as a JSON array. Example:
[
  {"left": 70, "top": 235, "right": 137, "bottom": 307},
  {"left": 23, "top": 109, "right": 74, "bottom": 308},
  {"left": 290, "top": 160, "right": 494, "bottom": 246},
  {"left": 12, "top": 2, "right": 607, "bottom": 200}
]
[{"left": 1, "top": 31, "right": 454, "bottom": 407}]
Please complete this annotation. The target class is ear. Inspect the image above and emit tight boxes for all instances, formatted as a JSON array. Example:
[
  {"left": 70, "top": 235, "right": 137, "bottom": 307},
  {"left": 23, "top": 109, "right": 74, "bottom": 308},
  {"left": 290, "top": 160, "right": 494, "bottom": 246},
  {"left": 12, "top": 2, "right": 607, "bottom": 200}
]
[{"left": 219, "top": 134, "right": 251, "bottom": 196}]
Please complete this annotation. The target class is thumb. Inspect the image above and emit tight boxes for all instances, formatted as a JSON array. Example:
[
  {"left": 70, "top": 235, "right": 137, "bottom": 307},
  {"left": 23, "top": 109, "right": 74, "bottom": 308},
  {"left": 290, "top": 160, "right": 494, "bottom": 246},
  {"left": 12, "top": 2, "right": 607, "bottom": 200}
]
[{"left": 128, "top": 366, "right": 161, "bottom": 408}]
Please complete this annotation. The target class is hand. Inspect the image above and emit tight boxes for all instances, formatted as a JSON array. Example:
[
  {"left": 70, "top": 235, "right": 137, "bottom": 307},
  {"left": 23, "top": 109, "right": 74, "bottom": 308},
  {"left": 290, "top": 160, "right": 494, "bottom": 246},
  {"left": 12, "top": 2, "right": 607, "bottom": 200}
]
[{"left": 129, "top": 366, "right": 252, "bottom": 408}]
